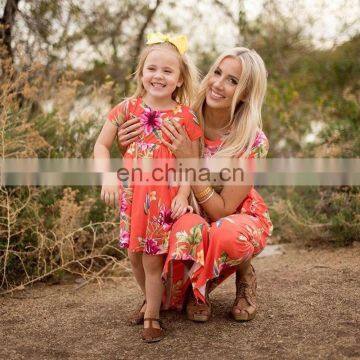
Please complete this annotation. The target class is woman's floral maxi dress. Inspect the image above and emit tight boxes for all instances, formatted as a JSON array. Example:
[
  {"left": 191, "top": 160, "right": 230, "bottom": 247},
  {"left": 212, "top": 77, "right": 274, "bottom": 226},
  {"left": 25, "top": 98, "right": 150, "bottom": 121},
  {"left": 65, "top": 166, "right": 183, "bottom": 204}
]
[
  {"left": 162, "top": 131, "right": 273, "bottom": 309},
  {"left": 107, "top": 97, "right": 202, "bottom": 255}
]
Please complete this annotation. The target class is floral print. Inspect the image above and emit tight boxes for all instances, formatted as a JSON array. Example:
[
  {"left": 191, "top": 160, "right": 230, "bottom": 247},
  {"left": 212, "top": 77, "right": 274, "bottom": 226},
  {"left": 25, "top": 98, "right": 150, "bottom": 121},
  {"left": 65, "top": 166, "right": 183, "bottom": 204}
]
[
  {"left": 140, "top": 108, "right": 163, "bottom": 135},
  {"left": 162, "top": 132, "right": 273, "bottom": 309},
  {"left": 107, "top": 97, "right": 202, "bottom": 255}
]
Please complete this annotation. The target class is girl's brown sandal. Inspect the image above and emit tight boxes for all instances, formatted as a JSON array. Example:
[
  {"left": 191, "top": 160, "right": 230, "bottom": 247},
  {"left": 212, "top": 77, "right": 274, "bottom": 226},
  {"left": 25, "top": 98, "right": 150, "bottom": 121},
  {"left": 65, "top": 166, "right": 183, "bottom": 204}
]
[
  {"left": 127, "top": 299, "right": 146, "bottom": 326},
  {"left": 231, "top": 265, "right": 257, "bottom": 321},
  {"left": 141, "top": 318, "right": 165, "bottom": 343}
]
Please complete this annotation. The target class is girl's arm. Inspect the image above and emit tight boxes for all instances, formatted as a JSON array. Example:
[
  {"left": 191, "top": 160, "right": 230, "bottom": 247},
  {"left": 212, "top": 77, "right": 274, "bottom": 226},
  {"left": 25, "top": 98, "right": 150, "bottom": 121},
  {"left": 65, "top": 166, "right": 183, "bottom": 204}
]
[{"left": 94, "top": 121, "right": 118, "bottom": 207}]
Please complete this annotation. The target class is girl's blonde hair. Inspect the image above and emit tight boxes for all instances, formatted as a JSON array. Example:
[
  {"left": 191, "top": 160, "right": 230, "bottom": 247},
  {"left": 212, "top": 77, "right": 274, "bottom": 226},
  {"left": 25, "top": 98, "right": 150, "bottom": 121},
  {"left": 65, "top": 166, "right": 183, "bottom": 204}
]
[
  {"left": 193, "top": 47, "right": 267, "bottom": 158},
  {"left": 131, "top": 42, "right": 198, "bottom": 106}
]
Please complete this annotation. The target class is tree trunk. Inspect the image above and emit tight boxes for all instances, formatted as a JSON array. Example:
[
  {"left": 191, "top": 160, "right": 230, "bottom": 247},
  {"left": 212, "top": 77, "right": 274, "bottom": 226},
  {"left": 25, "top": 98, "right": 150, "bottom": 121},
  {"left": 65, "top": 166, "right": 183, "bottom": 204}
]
[
  {"left": 125, "top": 0, "right": 162, "bottom": 93},
  {"left": 0, "top": 0, "right": 20, "bottom": 75}
]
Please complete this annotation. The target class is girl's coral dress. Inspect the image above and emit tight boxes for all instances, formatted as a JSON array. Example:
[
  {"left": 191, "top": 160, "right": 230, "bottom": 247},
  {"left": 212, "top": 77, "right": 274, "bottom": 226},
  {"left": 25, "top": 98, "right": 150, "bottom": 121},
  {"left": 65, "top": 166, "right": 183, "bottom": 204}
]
[{"left": 108, "top": 97, "right": 202, "bottom": 255}]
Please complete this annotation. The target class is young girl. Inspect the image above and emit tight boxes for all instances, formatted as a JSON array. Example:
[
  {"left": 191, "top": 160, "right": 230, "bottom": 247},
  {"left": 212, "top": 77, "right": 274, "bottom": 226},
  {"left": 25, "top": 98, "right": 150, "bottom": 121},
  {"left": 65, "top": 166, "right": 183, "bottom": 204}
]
[{"left": 94, "top": 33, "right": 202, "bottom": 342}]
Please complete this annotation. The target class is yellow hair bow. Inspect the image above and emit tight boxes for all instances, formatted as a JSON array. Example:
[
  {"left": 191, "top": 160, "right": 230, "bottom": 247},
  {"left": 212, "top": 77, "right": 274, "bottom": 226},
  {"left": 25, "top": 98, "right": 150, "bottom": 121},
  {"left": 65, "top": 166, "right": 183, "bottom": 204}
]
[{"left": 146, "top": 32, "right": 188, "bottom": 55}]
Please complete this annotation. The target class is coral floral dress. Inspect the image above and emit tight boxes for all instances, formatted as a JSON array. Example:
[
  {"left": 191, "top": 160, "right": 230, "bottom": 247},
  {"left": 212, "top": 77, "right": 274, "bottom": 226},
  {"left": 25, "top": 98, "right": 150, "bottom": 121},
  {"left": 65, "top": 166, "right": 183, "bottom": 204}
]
[
  {"left": 162, "top": 130, "right": 273, "bottom": 309},
  {"left": 107, "top": 97, "right": 202, "bottom": 255}
]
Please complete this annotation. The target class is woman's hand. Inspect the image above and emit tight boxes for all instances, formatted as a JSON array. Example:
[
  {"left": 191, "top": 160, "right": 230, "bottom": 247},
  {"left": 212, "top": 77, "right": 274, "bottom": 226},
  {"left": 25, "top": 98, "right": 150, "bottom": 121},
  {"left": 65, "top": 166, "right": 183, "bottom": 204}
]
[
  {"left": 161, "top": 120, "right": 199, "bottom": 158},
  {"left": 118, "top": 117, "right": 142, "bottom": 148}
]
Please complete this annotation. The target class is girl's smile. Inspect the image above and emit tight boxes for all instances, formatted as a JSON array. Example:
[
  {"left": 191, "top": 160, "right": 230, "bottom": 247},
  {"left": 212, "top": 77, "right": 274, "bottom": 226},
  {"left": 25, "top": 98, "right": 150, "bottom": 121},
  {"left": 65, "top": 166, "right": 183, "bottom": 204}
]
[{"left": 142, "top": 48, "right": 183, "bottom": 102}]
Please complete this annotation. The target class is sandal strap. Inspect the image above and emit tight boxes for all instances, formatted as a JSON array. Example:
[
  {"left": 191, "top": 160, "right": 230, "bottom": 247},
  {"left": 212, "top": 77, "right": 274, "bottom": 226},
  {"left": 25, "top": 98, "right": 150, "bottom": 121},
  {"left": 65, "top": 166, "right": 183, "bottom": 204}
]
[{"left": 143, "top": 317, "right": 164, "bottom": 329}]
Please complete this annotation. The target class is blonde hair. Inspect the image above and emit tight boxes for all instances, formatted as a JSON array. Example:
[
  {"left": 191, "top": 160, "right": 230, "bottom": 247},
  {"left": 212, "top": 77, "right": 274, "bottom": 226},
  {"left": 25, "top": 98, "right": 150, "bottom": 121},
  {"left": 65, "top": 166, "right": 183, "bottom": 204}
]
[
  {"left": 131, "top": 42, "right": 198, "bottom": 106},
  {"left": 193, "top": 47, "right": 267, "bottom": 158}
]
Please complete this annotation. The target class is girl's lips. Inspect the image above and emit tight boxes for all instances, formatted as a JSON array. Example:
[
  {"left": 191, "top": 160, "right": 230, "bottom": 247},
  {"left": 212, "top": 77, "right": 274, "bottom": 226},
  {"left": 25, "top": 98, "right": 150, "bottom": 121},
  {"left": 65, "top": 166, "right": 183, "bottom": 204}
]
[{"left": 151, "top": 82, "right": 166, "bottom": 88}]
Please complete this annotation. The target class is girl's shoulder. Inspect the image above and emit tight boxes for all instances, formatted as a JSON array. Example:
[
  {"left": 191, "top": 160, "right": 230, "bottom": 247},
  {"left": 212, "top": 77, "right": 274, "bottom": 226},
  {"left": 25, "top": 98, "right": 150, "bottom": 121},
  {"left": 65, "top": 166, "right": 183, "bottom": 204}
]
[{"left": 107, "top": 97, "right": 142, "bottom": 126}]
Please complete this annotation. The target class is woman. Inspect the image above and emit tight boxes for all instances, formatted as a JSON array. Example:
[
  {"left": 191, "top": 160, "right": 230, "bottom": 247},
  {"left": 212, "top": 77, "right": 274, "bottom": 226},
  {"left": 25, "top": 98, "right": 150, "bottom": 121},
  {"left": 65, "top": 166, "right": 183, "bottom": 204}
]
[{"left": 118, "top": 47, "right": 272, "bottom": 322}]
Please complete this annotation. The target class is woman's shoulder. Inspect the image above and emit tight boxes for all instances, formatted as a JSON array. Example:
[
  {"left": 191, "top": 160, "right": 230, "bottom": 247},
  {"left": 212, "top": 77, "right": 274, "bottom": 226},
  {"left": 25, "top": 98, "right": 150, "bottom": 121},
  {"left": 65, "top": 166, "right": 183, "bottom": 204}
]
[{"left": 249, "top": 129, "right": 269, "bottom": 159}]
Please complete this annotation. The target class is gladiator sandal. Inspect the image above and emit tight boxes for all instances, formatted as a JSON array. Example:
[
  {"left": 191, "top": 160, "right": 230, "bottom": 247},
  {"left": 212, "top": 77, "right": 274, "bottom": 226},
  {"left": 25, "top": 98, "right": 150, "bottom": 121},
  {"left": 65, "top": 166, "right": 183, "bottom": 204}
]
[
  {"left": 127, "top": 299, "right": 146, "bottom": 326},
  {"left": 141, "top": 318, "right": 165, "bottom": 343},
  {"left": 231, "top": 264, "right": 257, "bottom": 321},
  {"left": 186, "top": 288, "right": 212, "bottom": 322}
]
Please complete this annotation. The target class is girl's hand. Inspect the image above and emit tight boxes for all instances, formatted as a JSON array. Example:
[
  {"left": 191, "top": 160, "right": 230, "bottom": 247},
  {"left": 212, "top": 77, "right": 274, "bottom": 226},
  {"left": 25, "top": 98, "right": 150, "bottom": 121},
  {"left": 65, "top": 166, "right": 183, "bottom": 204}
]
[
  {"left": 118, "top": 117, "right": 142, "bottom": 148},
  {"left": 171, "top": 193, "right": 190, "bottom": 219},
  {"left": 100, "top": 184, "right": 119, "bottom": 208},
  {"left": 160, "top": 120, "right": 199, "bottom": 158}
]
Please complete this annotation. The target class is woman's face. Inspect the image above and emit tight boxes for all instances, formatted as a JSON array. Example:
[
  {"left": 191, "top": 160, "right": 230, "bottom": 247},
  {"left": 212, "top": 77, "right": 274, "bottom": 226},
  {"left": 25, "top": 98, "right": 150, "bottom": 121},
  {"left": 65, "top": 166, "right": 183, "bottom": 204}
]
[{"left": 205, "top": 56, "right": 242, "bottom": 110}]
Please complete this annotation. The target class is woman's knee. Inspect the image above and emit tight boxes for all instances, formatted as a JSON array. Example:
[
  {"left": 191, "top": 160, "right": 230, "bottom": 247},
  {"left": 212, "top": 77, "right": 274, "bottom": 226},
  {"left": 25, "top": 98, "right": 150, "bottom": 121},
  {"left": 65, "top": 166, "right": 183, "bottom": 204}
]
[
  {"left": 209, "top": 223, "right": 255, "bottom": 260},
  {"left": 171, "top": 213, "right": 207, "bottom": 232}
]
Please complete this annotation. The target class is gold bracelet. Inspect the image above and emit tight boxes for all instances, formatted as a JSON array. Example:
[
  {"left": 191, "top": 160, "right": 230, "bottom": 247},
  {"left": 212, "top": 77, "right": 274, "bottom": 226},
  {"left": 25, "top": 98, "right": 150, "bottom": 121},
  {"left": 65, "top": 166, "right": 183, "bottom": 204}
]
[
  {"left": 198, "top": 189, "right": 215, "bottom": 204},
  {"left": 194, "top": 186, "right": 212, "bottom": 200}
]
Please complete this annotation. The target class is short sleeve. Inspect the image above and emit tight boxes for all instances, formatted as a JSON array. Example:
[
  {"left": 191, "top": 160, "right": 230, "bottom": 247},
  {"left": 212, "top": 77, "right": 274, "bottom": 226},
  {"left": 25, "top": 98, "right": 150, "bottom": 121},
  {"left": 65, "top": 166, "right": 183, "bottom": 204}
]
[
  {"left": 182, "top": 108, "right": 202, "bottom": 141},
  {"left": 248, "top": 131, "right": 269, "bottom": 159},
  {"left": 107, "top": 100, "right": 128, "bottom": 127}
]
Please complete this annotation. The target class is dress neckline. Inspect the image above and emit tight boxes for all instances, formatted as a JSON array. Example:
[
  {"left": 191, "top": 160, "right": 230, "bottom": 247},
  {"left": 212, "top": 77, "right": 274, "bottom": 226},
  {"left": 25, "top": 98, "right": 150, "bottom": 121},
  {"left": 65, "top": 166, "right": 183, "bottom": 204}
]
[
  {"left": 139, "top": 97, "right": 180, "bottom": 113},
  {"left": 204, "top": 136, "right": 222, "bottom": 147}
]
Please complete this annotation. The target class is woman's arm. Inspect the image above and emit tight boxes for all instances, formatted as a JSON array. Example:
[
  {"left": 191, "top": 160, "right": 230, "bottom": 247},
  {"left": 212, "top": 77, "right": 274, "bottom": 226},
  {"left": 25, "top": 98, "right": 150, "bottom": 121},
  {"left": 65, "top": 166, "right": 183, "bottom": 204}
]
[
  {"left": 161, "top": 119, "right": 253, "bottom": 221},
  {"left": 192, "top": 183, "right": 252, "bottom": 222}
]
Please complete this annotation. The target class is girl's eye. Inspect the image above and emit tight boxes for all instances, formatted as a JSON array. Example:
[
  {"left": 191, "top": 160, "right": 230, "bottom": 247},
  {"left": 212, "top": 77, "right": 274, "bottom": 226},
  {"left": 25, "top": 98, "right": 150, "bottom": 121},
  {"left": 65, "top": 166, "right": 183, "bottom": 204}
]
[
  {"left": 147, "top": 67, "right": 155, "bottom": 71},
  {"left": 229, "top": 78, "right": 238, "bottom": 85},
  {"left": 164, "top": 70, "right": 172, "bottom": 74},
  {"left": 214, "top": 69, "right": 221, "bottom": 75}
]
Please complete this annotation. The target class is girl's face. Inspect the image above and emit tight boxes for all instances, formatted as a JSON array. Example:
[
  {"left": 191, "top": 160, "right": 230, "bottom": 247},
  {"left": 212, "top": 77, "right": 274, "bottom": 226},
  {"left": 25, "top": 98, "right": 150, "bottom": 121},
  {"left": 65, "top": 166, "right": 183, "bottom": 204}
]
[
  {"left": 142, "top": 48, "right": 183, "bottom": 101},
  {"left": 205, "top": 56, "right": 242, "bottom": 110}
]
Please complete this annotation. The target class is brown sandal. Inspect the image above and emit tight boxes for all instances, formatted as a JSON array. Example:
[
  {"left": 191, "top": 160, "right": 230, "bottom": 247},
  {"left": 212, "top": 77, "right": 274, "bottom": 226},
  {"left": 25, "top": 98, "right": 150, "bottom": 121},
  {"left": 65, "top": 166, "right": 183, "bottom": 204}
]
[
  {"left": 127, "top": 299, "right": 146, "bottom": 326},
  {"left": 186, "top": 291, "right": 212, "bottom": 322},
  {"left": 231, "top": 264, "right": 257, "bottom": 321},
  {"left": 141, "top": 318, "right": 165, "bottom": 343}
]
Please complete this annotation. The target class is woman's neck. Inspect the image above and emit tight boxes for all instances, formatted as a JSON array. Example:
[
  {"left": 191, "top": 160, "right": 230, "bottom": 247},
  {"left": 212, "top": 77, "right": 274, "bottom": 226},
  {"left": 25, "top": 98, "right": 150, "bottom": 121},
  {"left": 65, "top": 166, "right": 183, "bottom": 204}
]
[
  {"left": 204, "top": 106, "right": 231, "bottom": 133},
  {"left": 143, "top": 94, "right": 177, "bottom": 111}
]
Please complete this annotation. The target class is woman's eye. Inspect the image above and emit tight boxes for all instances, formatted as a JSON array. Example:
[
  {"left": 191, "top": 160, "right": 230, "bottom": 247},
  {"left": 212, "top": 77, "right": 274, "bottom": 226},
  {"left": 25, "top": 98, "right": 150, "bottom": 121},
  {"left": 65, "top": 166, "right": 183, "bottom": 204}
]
[
  {"left": 214, "top": 69, "right": 221, "bottom": 75},
  {"left": 229, "top": 78, "right": 238, "bottom": 85}
]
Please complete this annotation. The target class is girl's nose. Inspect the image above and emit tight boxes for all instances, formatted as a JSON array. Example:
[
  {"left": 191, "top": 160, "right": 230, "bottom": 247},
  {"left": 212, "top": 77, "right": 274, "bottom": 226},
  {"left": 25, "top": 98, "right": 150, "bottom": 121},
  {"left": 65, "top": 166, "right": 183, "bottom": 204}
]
[{"left": 153, "top": 72, "right": 163, "bottom": 79}]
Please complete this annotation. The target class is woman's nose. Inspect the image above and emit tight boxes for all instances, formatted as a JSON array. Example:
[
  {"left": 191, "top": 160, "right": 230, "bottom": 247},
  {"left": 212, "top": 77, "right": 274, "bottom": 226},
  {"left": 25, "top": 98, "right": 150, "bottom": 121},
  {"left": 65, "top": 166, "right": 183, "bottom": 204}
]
[{"left": 213, "top": 78, "right": 224, "bottom": 90}]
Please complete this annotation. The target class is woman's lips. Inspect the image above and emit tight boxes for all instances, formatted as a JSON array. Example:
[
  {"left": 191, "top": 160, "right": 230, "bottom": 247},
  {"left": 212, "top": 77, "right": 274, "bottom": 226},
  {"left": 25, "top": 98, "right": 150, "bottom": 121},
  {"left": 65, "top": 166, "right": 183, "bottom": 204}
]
[{"left": 209, "top": 89, "right": 225, "bottom": 100}]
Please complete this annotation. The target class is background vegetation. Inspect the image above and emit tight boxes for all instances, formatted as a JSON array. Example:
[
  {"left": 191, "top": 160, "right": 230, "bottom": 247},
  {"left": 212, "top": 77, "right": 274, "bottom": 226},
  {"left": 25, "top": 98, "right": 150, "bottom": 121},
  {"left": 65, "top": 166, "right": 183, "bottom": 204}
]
[{"left": 0, "top": 0, "right": 359, "bottom": 292}]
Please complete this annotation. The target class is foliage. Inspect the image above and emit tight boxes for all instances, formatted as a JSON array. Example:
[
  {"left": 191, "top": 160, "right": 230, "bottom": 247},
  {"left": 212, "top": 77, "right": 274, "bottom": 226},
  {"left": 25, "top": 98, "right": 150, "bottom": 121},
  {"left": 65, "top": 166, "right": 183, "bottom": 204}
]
[{"left": 0, "top": 0, "right": 359, "bottom": 290}]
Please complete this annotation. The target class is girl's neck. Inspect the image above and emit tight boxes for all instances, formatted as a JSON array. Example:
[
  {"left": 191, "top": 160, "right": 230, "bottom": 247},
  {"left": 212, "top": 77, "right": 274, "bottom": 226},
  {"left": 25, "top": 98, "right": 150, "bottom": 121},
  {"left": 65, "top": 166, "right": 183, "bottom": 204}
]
[
  {"left": 143, "top": 94, "right": 177, "bottom": 111},
  {"left": 204, "top": 106, "right": 231, "bottom": 133}
]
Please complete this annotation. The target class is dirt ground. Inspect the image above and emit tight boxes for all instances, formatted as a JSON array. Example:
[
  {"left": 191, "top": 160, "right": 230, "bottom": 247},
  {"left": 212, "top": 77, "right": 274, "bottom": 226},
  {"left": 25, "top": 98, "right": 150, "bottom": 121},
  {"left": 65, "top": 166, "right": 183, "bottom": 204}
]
[{"left": 1, "top": 244, "right": 359, "bottom": 360}]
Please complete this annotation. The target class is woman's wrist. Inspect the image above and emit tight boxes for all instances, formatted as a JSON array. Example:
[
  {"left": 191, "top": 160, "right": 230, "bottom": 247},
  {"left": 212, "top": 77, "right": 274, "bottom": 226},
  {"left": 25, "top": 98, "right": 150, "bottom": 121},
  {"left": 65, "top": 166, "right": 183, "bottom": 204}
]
[
  {"left": 193, "top": 185, "right": 214, "bottom": 203},
  {"left": 197, "top": 187, "right": 215, "bottom": 204}
]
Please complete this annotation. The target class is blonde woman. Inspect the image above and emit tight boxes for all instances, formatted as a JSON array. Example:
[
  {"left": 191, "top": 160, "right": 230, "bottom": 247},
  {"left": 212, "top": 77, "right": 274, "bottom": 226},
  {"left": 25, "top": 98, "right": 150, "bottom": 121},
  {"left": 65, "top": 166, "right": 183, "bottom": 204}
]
[{"left": 118, "top": 47, "right": 273, "bottom": 322}]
